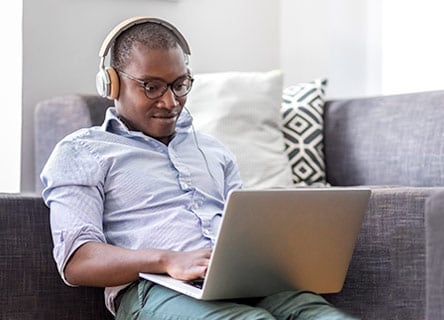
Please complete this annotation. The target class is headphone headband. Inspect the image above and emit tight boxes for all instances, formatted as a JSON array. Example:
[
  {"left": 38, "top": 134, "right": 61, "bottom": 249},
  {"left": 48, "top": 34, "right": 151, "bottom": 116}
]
[
  {"left": 98, "top": 16, "right": 191, "bottom": 58},
  {"left": 96, "top": 16, "right": 190, "bottom": 100}
]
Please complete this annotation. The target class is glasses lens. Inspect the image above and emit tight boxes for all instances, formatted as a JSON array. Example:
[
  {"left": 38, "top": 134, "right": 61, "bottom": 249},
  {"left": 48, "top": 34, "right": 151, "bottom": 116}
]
[
  {"left": 144, "top": 80, "right": 167, "bottom": 99},
  {"left": 143, "top": 76, "right": 194, "bottom": 99},
  {"left": 172, "top": 76, "right": 193, "bottom": 97}
]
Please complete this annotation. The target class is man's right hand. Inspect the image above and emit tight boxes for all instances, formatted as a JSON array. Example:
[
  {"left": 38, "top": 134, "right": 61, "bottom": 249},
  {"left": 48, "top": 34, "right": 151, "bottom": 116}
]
[{"left": 163, "top": 248, "right": 212, "bottom": 281}]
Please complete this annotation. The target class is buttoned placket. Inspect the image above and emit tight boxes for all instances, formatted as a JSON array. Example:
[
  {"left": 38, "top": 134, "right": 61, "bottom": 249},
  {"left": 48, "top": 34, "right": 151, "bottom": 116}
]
[{"left": 167, "top": 140, "right": 218, "bottom": 244}]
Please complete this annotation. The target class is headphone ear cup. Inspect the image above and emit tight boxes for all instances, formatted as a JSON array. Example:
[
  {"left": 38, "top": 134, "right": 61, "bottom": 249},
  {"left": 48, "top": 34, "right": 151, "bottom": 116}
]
[
  {"left": 96, "top": 68, "right": 109, "bottom": 98},
  {"left": 106, "top": 67, "right": 120, "bottom": 100},
  {"left": 95, "top": 67, "right": 119, "bottom": 100}
]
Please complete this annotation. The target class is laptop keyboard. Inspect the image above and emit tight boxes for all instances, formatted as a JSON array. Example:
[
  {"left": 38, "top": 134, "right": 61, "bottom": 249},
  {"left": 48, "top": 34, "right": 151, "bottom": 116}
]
[{"left": 187, "top": 278, "right": 205, "bottom": 289}]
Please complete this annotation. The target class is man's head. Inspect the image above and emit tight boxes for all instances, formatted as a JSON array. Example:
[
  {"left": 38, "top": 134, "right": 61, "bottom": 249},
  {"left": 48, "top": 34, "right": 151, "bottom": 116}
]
[
  {"left": 97, "top": 17, "right": 193, "bottom": 144},
  {"left": 111, "top": 22, "right": 188, "bottom": 71}
]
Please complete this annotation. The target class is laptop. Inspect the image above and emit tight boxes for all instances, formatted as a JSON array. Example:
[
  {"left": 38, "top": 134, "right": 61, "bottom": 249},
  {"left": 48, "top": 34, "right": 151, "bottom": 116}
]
[{"left": 139, "top": 187, "right": 371, "bottom": 300}]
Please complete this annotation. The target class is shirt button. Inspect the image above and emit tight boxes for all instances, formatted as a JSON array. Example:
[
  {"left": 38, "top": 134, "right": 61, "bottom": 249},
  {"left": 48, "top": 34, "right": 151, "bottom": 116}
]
[
  {"left": 181, "top": 182, "right": 189, "bottom": 189},
  {"left": 203, "top": 228, "right": 211, "bottom": 237},
  {"left": 193, "top": 203, "right": 199, "bottom": 210}
]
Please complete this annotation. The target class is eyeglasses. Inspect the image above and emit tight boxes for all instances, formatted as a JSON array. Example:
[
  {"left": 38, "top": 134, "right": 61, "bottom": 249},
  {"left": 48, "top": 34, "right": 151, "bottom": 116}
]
[{"left": 117, "top": 70, "right": 194, "bottom": 100}]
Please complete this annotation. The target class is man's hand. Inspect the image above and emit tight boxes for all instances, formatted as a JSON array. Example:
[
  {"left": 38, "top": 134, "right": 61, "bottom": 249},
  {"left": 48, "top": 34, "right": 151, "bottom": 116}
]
[{"left": 163, "top": 248, "right": 212, "bottom": 281}]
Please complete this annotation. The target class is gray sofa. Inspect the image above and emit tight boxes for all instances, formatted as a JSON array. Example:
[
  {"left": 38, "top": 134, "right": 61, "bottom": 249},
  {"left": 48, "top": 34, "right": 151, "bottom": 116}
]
[{"left": 1, "top": 90, "right": 443, "bottom": 319}]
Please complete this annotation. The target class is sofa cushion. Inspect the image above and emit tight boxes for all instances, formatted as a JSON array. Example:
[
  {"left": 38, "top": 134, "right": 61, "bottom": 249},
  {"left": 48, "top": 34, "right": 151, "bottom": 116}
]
[
  {"left": 281, "top": 78, "right": 328, "bottom": 186},
  {"left": 0, "top": 193, "right": 113, "bottom": 320},
  {"left": 187, "top": 70, "right": 293, "bottom": 189},
  {"left": 324, "top": 187, "right": 431, "bottom": 319}
]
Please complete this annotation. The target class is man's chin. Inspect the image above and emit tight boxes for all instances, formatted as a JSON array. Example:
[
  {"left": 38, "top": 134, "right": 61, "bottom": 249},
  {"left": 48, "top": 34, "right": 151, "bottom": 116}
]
[{"left": 145, "top": 130, "right": 176, "bottom": 144}]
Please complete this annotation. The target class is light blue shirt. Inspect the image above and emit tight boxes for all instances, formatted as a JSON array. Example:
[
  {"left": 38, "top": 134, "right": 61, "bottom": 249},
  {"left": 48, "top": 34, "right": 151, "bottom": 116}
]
[{"left": 40, "top": 107, "right": 242, "bottom": 314}]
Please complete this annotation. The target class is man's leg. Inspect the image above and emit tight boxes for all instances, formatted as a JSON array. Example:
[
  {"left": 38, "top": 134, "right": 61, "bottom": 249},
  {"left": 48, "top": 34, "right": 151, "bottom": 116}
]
[
  {"left": 116, "top": 280, "right": 275, "bottom": 320},
  {"left": 255, "top": 290, "right": 359, "bottom": 320}
]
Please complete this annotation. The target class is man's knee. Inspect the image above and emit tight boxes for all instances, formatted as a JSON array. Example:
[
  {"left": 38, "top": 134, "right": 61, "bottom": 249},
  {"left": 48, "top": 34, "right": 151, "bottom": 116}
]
[{"left": 258, "top": 291, "right": 358, "bottom": 320}]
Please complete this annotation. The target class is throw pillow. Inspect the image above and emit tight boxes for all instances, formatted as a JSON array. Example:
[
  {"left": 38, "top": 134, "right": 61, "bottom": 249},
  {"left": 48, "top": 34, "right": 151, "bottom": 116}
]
[
  {"left": 186, "top": 70, "right": 294, "bottom": 189},
  {"left": 281, "top": 78, "right": 329, "bottom": 186}
]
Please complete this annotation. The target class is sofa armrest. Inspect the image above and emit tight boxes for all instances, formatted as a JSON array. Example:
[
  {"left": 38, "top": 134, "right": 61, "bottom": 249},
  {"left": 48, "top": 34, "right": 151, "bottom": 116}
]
[
  {"left": 324, "top": 187, "right": 444, "bottom": 320},
  {"left": 425, "top": 191, "right": 444, "bottom": 320},
  {"left": 0, "top": 193, "right": 113, "bottom": 320}
]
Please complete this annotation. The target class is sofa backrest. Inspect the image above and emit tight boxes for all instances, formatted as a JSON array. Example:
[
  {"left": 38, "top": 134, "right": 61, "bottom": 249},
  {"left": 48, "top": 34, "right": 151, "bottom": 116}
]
[
  {"left": 34, "top": 90, "right": 444, "bottom": 192},
  {"left": 324, "top": 90, "right": 444, "bottom": 187}
]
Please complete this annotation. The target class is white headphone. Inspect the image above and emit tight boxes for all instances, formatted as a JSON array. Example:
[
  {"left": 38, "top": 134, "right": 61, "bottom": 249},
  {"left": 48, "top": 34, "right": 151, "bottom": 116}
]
[{"left": 95, "top": 16, "right": 191, "bottom": 100}]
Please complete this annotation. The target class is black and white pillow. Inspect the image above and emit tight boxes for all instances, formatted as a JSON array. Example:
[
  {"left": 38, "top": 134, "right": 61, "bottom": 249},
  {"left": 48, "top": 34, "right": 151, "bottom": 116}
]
[{"left": 281, "top": 78, "right": 329, "bottom": 186}]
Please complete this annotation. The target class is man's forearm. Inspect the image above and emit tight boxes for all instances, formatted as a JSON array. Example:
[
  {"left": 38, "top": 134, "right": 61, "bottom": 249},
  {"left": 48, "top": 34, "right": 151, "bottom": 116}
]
[{"left": 64, "top": 241, "right": 168, "bottom": 287}]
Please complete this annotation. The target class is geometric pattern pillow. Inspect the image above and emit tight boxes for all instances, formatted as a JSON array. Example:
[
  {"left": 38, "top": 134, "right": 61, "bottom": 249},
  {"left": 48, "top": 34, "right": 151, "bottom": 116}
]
[{"left": 281, "top": 78, "right": 329, "bottom": 186}]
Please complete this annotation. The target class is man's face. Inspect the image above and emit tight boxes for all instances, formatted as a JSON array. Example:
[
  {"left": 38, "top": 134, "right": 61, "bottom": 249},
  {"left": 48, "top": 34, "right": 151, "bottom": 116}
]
[{"left": 115, "top": 44, "right": 189, "bottom": 144}]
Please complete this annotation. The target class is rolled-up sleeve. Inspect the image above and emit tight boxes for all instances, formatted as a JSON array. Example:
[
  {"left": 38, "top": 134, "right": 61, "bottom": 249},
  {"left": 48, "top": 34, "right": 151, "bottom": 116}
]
[
  {"left": 223, "top": 151, "right": 243, "bottom": 196},
  {"left": 40, "top": 136, "right": 107, "bottom": 285}
]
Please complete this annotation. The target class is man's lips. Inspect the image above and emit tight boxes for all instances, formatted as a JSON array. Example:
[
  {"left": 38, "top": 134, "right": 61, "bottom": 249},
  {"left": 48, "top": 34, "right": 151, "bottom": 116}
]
[{"left": 152, "top": 113, "right": 177, "bottom": 119}]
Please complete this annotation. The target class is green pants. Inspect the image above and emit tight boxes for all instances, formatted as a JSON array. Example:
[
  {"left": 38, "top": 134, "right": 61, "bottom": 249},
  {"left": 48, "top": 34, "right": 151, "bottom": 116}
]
[{"left": 116, "top": 280, "right": 358, "bottom": 320}]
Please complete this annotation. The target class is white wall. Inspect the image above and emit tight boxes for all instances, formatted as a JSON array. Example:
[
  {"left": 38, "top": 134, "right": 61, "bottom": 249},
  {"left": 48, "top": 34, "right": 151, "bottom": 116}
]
[
  {"left": 0, "top": 2, "right": 22, "bottom": 192},
  {"left": 22, "top": 0, "right": 280, "bottom": 191},
  {"left": 280, "top": 0, "right": 444, "bottom": 98},
  {"left": 280, "top": 0, "right": 382, "bottom": 99},
  {"left": 382, "top": 0, "right": 444, "bottom": 94}
]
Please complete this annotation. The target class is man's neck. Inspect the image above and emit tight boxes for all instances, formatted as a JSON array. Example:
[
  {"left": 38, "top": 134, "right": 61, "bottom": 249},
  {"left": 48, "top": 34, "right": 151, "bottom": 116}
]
[{"left": 117, "top": 114, "right": 175, "bottom": 145}]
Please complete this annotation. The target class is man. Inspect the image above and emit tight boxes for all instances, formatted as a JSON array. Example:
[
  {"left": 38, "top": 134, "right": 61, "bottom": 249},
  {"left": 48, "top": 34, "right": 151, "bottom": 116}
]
[{"left": 41, "top": 17, "right": 357, "bottom": 319}]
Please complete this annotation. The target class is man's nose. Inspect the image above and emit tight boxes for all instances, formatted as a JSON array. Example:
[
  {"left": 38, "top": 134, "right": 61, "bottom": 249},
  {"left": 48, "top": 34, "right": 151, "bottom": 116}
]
[{"left": 159, "top": 87, "right": 179, "bottom": 110}]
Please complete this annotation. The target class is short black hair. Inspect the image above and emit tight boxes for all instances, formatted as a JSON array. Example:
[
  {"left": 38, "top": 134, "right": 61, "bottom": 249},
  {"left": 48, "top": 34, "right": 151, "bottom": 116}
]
[{"left": 111, "top": 22, "right": 183, "bottom": 70}]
